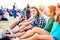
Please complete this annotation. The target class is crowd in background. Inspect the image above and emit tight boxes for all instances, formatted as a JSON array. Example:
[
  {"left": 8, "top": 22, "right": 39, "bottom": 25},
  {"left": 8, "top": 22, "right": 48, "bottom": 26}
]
[{"left": 0, "top": 3, "right": 21, "bottom": 21}]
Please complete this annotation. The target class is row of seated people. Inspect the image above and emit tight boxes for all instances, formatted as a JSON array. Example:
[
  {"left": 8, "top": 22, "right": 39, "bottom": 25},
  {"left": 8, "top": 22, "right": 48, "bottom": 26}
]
[
  {"left": 0, "top": 8, "right": 10, "bottom": 21},
  {"left": 0, "top": 4, "right": 60, "bottom": 40}
]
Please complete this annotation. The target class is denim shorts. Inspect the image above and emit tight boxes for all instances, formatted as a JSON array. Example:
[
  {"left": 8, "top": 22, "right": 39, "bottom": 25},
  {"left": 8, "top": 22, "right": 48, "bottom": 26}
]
[{"left": 53, "top": 37, "right": 58, "bottom": 40}]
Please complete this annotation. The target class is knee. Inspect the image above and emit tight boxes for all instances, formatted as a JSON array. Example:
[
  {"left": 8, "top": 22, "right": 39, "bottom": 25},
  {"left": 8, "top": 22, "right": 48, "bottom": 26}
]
[
  {"left": 34, "top": 33, "right": 39, "bottom": 37},
  {"left": 49, "top": 36, "right": 54, "bottom": 40},
  {"left": 50, "top": 38, "right": 54, "bottom": 40},
  {"left": 32, "top": 27, "right": 36, "bottom": 30},
  {"left": 32, "top": 27, "right": 38, "bottom": 31},
  {"left": 32, "top": 27, "right": 37, "bottom": 29},
  {"left": 50, "top": 37, "right": 54, "bottom": 40}
]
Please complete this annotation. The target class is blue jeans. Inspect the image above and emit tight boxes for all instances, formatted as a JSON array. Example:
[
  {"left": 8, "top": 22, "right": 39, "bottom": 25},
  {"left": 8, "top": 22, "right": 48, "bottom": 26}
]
[{"left": 14, "top": 10, "right": 17, "bottom": 18}]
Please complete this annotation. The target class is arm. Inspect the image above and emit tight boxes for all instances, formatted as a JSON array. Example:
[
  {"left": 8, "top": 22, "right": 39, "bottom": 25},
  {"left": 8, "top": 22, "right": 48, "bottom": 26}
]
[
  {"left": 10, "top": 15, "right": 22, "bottom": 29},
  {"left": 50, "top": 22, "right": 58, "bottom": 34},
  {"left": 22, "top": 16, "right": 33, "bottom": 23},
  {"left": 19, "top": 16, "right": 33, "bottom": 26}
]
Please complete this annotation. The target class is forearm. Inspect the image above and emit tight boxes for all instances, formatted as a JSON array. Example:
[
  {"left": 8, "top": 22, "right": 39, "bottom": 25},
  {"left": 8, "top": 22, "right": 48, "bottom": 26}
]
[
  {"left": 23, "top": 16, "right": 33, "bottom": 23},
  {"left": 19, "top": 16, "right": 33, "bottom": 26},
  {"left": 20, "top": 17, "right": 31, "bottom": 23},
  {"left": 23, "top": 20, "right": 32, "bottom": 25}
]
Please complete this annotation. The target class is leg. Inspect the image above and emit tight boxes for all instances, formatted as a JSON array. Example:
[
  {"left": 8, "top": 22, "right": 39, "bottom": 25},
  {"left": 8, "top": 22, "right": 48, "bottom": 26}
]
[
  {"left": 20, "top": 33, "right": 39, "bottom": 40},
  {"left": 19, "top": 25, "right": 26, "bottom": 32},
  {"left": 21, "top": 33, "right": 53, "bottom": 40},
  {"left": 20, "top": 30, "right": 35, "bottom": 39},
  {"left": 32, "top": 27, "right": 49, "bottom": 35},
  {"left": 37, "top": 34, "right": 53, "bottom": 40},
  {"left": 10, "top": 21, "right": 19, "bottom": 29},
  {"left": 6, "top": 32, "right": 25, "bottom": 38},
  {"left": 12, "top": 25, "right": 26, "bottom": 33},
  {"left": 20, "top": 27, "right": 49, "bottom": 39},
  {"left": 37, "top": 35, "right": 53, "bottom": 40},
  {"left": 20, "top": 24, "right": 33, "bottom": 32}
]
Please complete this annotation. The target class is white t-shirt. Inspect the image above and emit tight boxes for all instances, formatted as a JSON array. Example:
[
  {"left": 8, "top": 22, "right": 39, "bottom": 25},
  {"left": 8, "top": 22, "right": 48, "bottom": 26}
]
[{"left": 3, "top": 12, "right": 10, "bottom": 20}]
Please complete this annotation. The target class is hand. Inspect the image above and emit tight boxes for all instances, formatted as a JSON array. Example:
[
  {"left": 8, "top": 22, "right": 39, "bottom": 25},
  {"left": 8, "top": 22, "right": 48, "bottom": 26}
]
[{"left": 18, "top": 23, "right": 23, "bottom": 27}]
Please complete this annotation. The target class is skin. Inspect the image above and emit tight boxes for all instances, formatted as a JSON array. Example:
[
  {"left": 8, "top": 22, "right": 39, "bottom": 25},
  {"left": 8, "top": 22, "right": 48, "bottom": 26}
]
[
  {"left": 55, "top": 7, "right": 60, "bottom": 15},
  {"left": 19, "top": 7, "right": 55, "bottom": 40},
  {"left": 5, "top": 7, "right": 38, "bottom": 38}
]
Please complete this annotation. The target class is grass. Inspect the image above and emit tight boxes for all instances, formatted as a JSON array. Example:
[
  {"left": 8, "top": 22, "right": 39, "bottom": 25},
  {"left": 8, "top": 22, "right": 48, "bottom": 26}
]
[{"left": 0, "top": 16, "right": 19, "bottom": 38}]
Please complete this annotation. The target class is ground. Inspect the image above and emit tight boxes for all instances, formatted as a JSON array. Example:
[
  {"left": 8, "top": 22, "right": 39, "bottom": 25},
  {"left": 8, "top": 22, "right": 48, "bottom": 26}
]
[{"left": 0, "top": 16, "right": 19, "bottom": 38}]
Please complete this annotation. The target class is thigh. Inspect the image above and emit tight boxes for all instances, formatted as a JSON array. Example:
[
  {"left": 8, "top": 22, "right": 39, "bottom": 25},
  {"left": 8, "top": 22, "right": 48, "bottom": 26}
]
[
  {"left": 6, "top": 32, "right": 25, "bottom": 38},
  {"left": 32, "top": 27, "right": 49, "bottom": 35}
]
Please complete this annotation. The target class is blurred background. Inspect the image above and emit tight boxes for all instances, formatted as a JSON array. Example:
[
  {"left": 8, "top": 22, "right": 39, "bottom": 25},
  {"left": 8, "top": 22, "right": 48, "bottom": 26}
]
[
  {"left": 0, "top": 0, "right": 60, "bottom": 9},
  {"left": 0, "top": 0, "right": 60, "bottom": 39}
]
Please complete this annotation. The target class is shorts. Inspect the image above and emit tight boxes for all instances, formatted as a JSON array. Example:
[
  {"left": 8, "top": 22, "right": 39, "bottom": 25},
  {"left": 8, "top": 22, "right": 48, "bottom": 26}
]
[{"left": 53, "top": 37, "right": 58, "bottom": 40}]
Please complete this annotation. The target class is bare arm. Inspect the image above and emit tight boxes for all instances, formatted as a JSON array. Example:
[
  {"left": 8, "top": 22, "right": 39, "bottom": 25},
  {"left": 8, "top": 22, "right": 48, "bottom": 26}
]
[
  {"left": 19, "top": 16, "right": 33, "bottom": 26},
  {"left": 10, "top": 15, "right": 21, "bottom": 29}
]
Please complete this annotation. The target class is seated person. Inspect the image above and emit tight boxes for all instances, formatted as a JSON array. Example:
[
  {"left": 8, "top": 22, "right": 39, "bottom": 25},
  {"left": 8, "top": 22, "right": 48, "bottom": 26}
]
[
  {"left": 4, "top": 6, "right": 46, "bottom": 38},
  {"left": 8, "top": 6, "right": 30, "bottom": 30},
  {"left": 19, "top": 5, "right": 60, "bottom": 40},
  {"left": 4, "top": 6, "right": 40, "bottom": 38},
  {"left": 21, "top": 13, "right": 60, "bottom": 40},
  {"left": 18, "top": 5, "right": 56, "bottom": 39},
  {"left": 2, "top": 8, "right": 10, "bottom": 21},
  {"left": 26, "top": 4, "right": 30, "bottom": 19}
]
